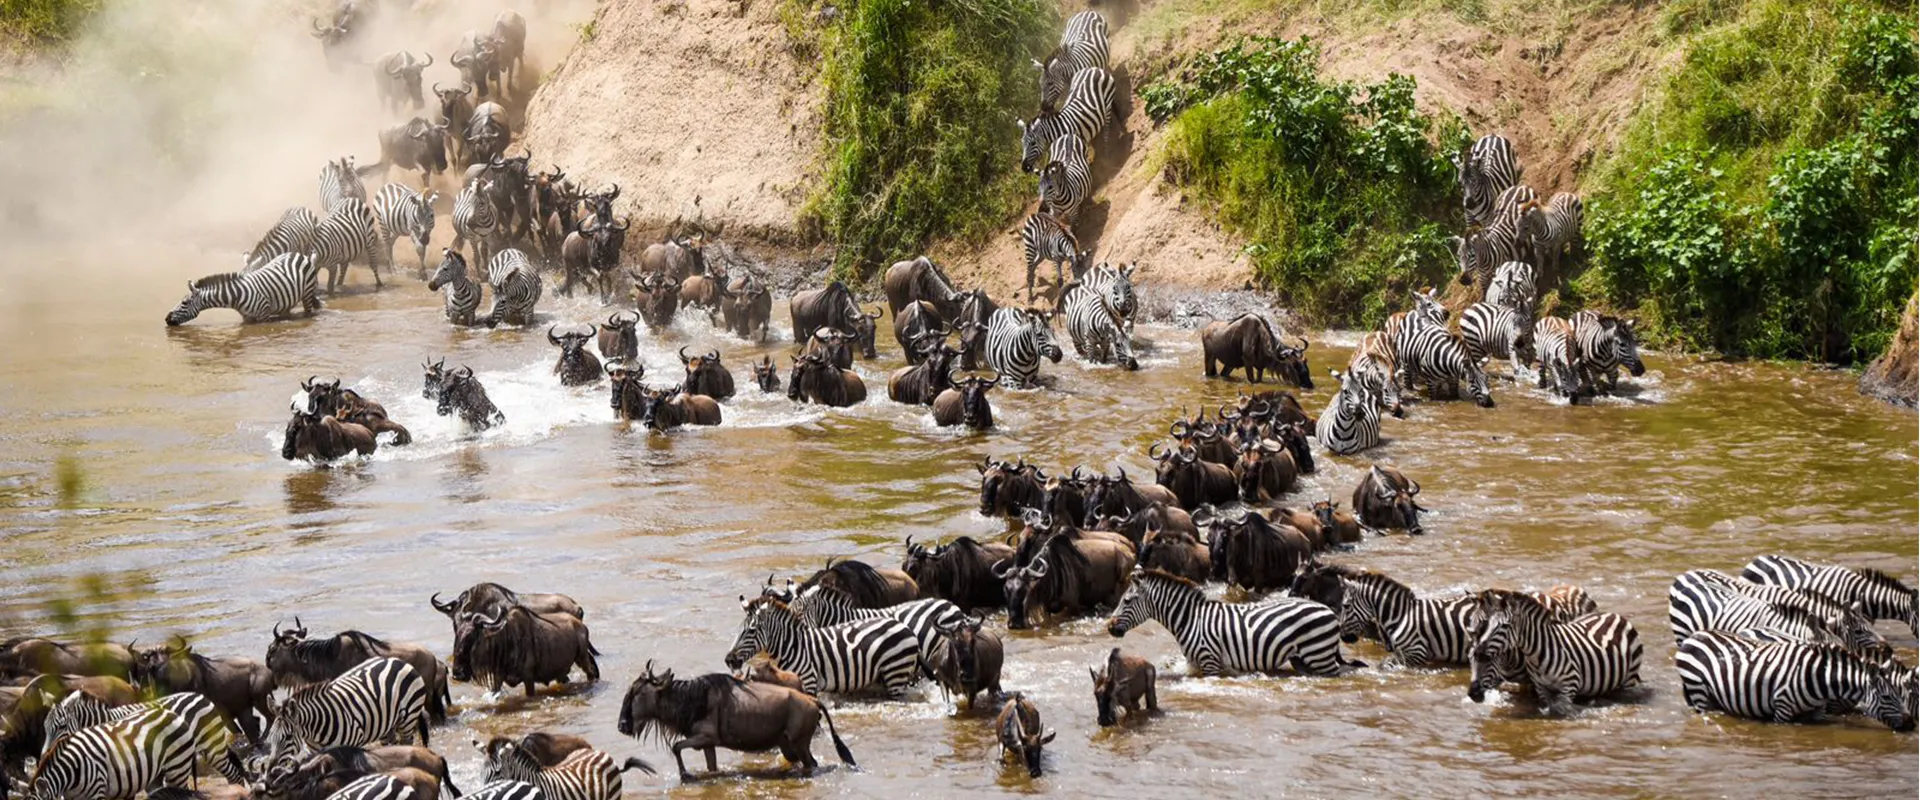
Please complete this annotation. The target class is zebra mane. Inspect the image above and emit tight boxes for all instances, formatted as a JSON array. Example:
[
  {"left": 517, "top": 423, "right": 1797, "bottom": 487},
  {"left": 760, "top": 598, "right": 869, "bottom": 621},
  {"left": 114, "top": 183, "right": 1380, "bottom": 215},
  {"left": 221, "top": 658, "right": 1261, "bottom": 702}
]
[
  {"left": 191, "top": 273, "right": 245, "bottom": 290},
  {"left": 1854, "top": 567, "right": 1916, "bottom": 595},
  {"left": 1135, "top": 568, "right": 1202, "bottom": 591},
  {"left": 1344, "top": 569, "right": 1417, "bottom": 605},
  {"left": 744, "top": 595, "right": 801, "bottom": 620}
]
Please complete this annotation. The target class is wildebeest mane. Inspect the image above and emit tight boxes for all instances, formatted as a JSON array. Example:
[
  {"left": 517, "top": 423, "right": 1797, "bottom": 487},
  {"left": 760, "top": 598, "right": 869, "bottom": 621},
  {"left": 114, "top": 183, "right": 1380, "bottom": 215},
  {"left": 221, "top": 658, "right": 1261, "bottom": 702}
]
[
  {"left": 631, "top": 672, "right": 741, "bottom": 748},
  {"left": 799, "top": 560, "right": 889, "bottom": 608},
  {"left": 312, "top": 745, "right": 378, "bottom": 776},
  {"left": 1032, "top": 533, "right": 1092, "bottom": 608},
  {"left": 930, "top": 537, "right": 996, "bottom": 600}
]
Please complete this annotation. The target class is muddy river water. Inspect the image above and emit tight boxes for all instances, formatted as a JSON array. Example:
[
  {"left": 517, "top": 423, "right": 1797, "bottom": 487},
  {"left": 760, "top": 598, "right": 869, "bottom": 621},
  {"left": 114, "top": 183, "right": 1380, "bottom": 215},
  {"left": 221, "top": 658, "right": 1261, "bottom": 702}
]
[{"left": 1, "top": 241, "right": 1915, "bottom": 798}]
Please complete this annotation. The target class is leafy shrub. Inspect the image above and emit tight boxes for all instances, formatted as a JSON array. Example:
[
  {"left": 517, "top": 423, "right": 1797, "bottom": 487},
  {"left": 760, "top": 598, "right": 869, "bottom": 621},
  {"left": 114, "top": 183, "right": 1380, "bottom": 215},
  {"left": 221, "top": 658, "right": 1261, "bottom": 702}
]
[{"left": 1, "top": 0, "right": 99, "bottom": 41}]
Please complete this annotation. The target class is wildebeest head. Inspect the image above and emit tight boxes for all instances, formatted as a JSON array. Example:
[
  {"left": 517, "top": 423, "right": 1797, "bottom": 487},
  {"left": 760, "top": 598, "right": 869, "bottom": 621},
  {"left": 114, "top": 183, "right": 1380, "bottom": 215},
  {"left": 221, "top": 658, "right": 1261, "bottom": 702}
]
[
  {"left": 975, "top": 457, "right": 1029, "bottom": 516},
  {"left": 1368, "top": 466, "right": 1421, "bottom": 534},
  {"left": 604, "top": 360, "right": 644, "bottom": 417},
  {"left": 616, "top": 659, "right": 675, "bottom": 741},
  {"left": 680, "top": 347, "right": 723, "bottom": 386},
  {"left": 384, "top": 51, "right": 433, "bottom": 107},
  {"left": 851, "top": 305, "right": 882, "bottom": 359},
  {"left": 1235, "top": 438, "right": 1287, "bottom": 503},
  {"left": 953, "top": 372, "right": 998, "bottom": 429},
  {"left": 548, "top": 325, "right": 594, "bottom": 354},
  {"left": 995, "top": 693, "right": 1052, "bottom": 777},
  {"left": 406, "top": 118, "right": 449, "bottom": 174},
  {"left": 933, "top": 615, "right": 989, "bottom": 689},
  {"left": 599, "top": 312, "right": 639, "bottom": 359},
  {"left": 281, "top": 404, "right": 321, "bottom": 461},
  {"left": 1311, "top": 498, "right": 1343, "bottom": 537},
  {"left": 301, "top": 376, "right": 343, "bottom": 416},
  {"left": 752, "top": 355, "right": 780, "bottom": 392},
  {"left": 993, "top": 549, "right": 1048, "bottom": 631},
  {"left": 421, "top": 358, "right": 448, "bottom": 401}
]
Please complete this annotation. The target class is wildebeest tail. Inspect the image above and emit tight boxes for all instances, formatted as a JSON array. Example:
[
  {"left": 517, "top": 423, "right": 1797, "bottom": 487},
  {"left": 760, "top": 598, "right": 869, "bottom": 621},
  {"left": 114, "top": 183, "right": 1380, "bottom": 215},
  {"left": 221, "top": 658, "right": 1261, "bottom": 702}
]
[
  {"left": 417, "top": 713, "right": 432, "bottom": 748},
  {"left": 621, "top": 756, "right": 657, "bottom": 775},
  {"left": 439, "top": 756, "right": 463, "bottom": 798},
  {"left": 817, "top": 699, "right": 857, "bottom": 767}
]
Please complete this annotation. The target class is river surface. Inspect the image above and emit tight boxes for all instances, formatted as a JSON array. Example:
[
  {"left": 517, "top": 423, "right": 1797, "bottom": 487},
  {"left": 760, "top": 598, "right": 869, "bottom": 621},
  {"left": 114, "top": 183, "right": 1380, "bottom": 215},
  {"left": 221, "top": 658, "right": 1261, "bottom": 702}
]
[{"left": 0, "top": 240, "right": 1915, "bottom": 798}]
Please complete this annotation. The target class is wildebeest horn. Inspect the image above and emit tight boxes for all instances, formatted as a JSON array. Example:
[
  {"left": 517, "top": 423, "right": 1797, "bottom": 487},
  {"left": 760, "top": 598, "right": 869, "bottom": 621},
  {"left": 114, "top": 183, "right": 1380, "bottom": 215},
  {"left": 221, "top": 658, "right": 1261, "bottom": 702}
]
[
  {"left": 678, "top": 346, "right": 693, "bottom": 364},
  {"left": 984, "top": 372, "right": 1001, "bottom": 388},
  {"left": 1027, "top": 556, "right": 1050, "bottom": 578},
  {"left": 611, "top": 216, "right": 631, "bottom": 232},
  {"left": 1148, "top": 442, "right": 1169, "bottom": 462},
  {"left": 547, "top": 326, "right": 562, "bottom": 345},
  {"left": 865, "top": 305, "right": 882, "bottom": 319},
  {"left": 1406, "top": 477, "right": 1421, "bottom": 495},
  {"left": 302, "top": 375, "right": 318, "bottom": 391},
  {"left": 1169, "top": 420, "right": 1191, "bottom": 438},
  {"left": 433, "top": 81, "right": 446, "bottom": 94},
  {"left": 708, "top": 350, "right": 720, "bottom": 363},
  {"left": 990, "top": 558, "right": 1014, "bottom": 578},
  {"left": 430, "top": 592, "right": 456, "bottom": 614},
  {"left": 606, "top": 183, "right": 621, "bottom": 201},
  {"left": 1297, "top": 336, "right": 1311, "bottom": 352},
  {"left": 271, "top": 620, "right": 282, "bottom": 638},
  {"left": 419, "top": 52, "right": 433, "bottom": 69}
]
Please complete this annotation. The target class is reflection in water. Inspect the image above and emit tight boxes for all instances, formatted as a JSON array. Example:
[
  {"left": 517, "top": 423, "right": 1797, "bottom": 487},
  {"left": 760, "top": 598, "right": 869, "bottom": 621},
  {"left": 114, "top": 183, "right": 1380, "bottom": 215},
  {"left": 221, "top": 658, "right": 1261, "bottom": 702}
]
[{"left": 282, "top": 467, "right": 337, "bottom": 519}]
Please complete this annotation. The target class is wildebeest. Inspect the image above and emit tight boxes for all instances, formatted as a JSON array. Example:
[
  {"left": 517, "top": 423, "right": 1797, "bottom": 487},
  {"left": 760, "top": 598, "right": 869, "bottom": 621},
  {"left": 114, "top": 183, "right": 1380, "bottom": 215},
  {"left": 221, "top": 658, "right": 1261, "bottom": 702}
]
[
  {"left": 740, "top": 653, "right": 804, "bottom": 692},
  {"left": 678, "top": 266, "right": 728, "bottom": 320},
  {"left": 786, "top": 353, "right": 866, "bottom": 407},
  {"left": 1311, "top": 499, "right": 1365, "bottom": 546},
  {"left": 451, "top": 30, "right": 502, "bottom": 99},
  {"left": 310, "top": 0, "right": 369, "bottom": 72},
  {"left": 304, "top": 378, "right": 410, "bottom": 446},
  {"left": 1090, "top": 501, "right": 1197, "bottom": 552},
  {"left": 882, "top": 255, "right": 961, "bottom": 319},
  {"left": 371, "top": 118, "right": 448, "bottom": 188},
  {"left": 1151, "top": 444, "right": 1237, "bottom": 510},
  {"left": 531, "top": 167, "right": 576, "bottom": 267},
  {"left": 372, "top": 51, "right": 432, "bottom": 113},
  {"left": 282, "top": 404, "right": 377, "bottom": 462},
  {"left": 433, "top": 84, "right": 476, "bottom": 165},
  {"left": 802, "top": 327, "right": 856, "bottom": 371},
  {"left": 718, "top": 272, "right": 772, "bottom": 343},
  {"left": 888, "top": 338, "right": 961, "bottom": 406},
  {"left": 1234, "top": 438, "right": 1298, "bottom": 503},
  {"left": 633, "top": 385, "right": 724, "bottom": 431},
  {"left": 597, "top": 312, "right": 639, "bottom": 363},
  {"left": 1199, "top": 506, "right": 1313, "bottom": 593},
  {"left": 0, "top": 638, "right": 133, "bottom": 680},
  {"left": 578, "top": 215, "right": 630, "bottom": 303},
  {"left": 931, "top": 372, "right": 997, "bottom": 429},
  {"left": 1354, "top": 465, "right": 1423, "bottom": 534},
  {"left": 995, "top": 531, "right": 1135, "bottom": 630},
  {"left": 1201, "top": 313, "right": 1312, "bottom": 387},
  {"left": 546, "top": 326, "right": 604, "bottom": 387},
  {"left": 463, "top": 102, "right": 510, "bottom": 167},
  {"left": 1081, "top": 467, "right": 1180, "bottom": 528},
  {"left": 994, "top": 693, "right": 1054, "bottom": 778},
  {"left": 1091, "top": 647, "right": 1156, "bottom": 726},
  {"left": 891, "top": 301, "right": 949, "bottom": 364},
  {"left": 451, "top": 602, "right": 601, "bottom": 697},
  {"left": 264, "top": 623, "right": 450, "bottom": 724},
  {"left": 629, "top": 271, "right": 682, "bottom": 333},
  {"left": 750, "top": 356, "right": 781, "bottom": 393},
  {"left": 431, "top": 583, "right": 584, "bottom": 636},
  {"left": 434, "top": 366, "right": 507, "bottom": 431},
  {"left": 605, "top": 363, "right": 647, "bottom": 420},
  {"left": 121, "top": 639, "right": 277, "bottom": 746},
  {"left": 790, "top": 282, "right": 880, "bottom": 360},
  {"left": 792, "top": 559, "right": 919, "bottom": 609},
  {"left": 639, "top": 234, "right": 708, "bottom": 282},
  {"left": 679, "top": 348, "right": 735, "bottom": 401},
  {"left": 976, "top": 458, "right": 1044, "bottom": 518},
  {"left": 489, "top": 11, "right": 528, "bottom": 91},
  {"left": 901, "top": 536, "right": 1014, "bottom": 611},
  {"left": 928, "top": 616, "right": 1002, "bottom": 710},
  {"left": 618, "top": 662, "right": 853, "bottom": 781},
  {"left": 1136, "top": 524, "right": 1211, "bottom": 583}
]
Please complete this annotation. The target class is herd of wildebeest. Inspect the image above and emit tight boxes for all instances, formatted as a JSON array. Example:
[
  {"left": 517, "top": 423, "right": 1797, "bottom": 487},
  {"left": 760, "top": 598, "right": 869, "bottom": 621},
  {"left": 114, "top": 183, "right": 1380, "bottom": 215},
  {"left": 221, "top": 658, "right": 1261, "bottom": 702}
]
[{"left": 48, "top": 0, "right": 1920, "bottom": 797}]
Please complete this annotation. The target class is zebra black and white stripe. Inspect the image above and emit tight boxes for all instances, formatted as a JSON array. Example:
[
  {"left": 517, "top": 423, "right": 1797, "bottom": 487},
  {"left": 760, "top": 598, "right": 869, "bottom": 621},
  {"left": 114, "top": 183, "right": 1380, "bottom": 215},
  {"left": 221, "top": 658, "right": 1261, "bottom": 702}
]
[
  {"left": 1316, "top": 369, "right": 1382, "bottom": 454},
  {"left": 1317, "top": 566, "right": 1476, "bottom": 667},
  {"left": 1742, "top": 554, "right": 1919, "bottom": 637},
  {"left": 1459, "top": 302, "right": 1534, "bottom": 381},
  {"left": 985, "top": 307, "right": 1064, "bottom": 388},
  {"left": 266, "top": 657, "right": 429, "bottom": 767},
  {"left": 314, "top": 198, "right": 389, "bottom": 293},
  {"left": 725, "top": 598, "right": 922, "bottom": 698},
  {"left": 1455, "top": 134, "right": 1520, "bottom": 227},
  {"left": 1399, "top": 324, "right": 1494, "bottom": 407},
  {"left": 1019, "top": 67, "right": 1114, "bottom": 173},
  {"left": 1569, "top": 310, "right": 1644, "bottom": 394},
  {"left": 1524, "top": 192, "right": 1583, "bottom": 280},
  {"left": 462, "top": 781, "right": 548, "bottom": 800},
  {"left": 166, "top": 253, "right": 322, "bottom": 326},
  {"left": 26, "top": 707, "right": 198, "bottom": 800},
  {"left": 1532, "top": 315, "right": 1584, "bottom": 402},
  {"left": 1384, "top": 289, "right": 1448, "bottom": 388},
  {"left": 319, "top": 158, "right": 369, "bottom": 213},
  {"left": 1108, "top": 569, "right": 1353, "bottom": 677},
  {"left": 453, "top": 181, "right": 501, "bottom": 274},
  {"left": 41, "top": 691, "right": 246, "bottom": 783},
  {"left": 789, "top": 584, "right": 966, "bottom": 668},
  {"left": 246, "top": 207, "right": 320, "bottom": 272},
  {"left": 1347, "top": 332, "right": 1403, "bottom": 418},
  {"left": 1037, "top": 10, "right": 1109, "bottom": 111},
  {"left": 1061, "top": 263, "right": 1137, "bottom": 369},
  {"left": 1038, "top": 134, "right": 1092, "bottom": 222},
  {"left": 1486, "top": 260, "right": 1537, "bottom": 317},
  {"left": 428, "top": 248, "right": 483, "bottom": 326},
  {"left": 1020, "top": 212, "right": 1082, "bottom": 302},
  {"left": 1675, "top": 631, "right": 1915, "bottom": 730},
  {"left": 1450, "top": 214, "right": 1530, "bottom": 298},
  {"left": 483, "top": 248, "right": 542, "bottom": 328},
  {"left": 325, "top": 773, "right": 417, "bottom": 800},
  {"left": 1668, "top": 569, "right": 1892, "bottom": 662},
  {"left": 1466, "top": 589, "right": 1642, "bottom": 714},
  {"left": 1491, "top": 184, "right": 1538, "bottom": 223},
  {"left": 372, "top": 183, "right": 439, "bottom": 273},
  {"left": 483, "top": 745, "right": 646, "bottom": 800}
]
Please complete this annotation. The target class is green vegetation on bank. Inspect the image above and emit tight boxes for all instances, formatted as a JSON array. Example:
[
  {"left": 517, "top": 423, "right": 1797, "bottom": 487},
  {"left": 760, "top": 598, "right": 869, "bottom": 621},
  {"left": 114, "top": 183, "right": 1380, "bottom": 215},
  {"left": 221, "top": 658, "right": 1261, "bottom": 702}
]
[
  {"left": 1, "top": 0, "right": 98, "bottom": 42},
  {"left": 1145, "top": 37, "right": 1465, "bottom": 327},
  {"left": 787, "top": 0, "right": 1053, "bottom": 278},
  {"left": 1579, "top": 2, "right": 1917, "bottom": 363}
]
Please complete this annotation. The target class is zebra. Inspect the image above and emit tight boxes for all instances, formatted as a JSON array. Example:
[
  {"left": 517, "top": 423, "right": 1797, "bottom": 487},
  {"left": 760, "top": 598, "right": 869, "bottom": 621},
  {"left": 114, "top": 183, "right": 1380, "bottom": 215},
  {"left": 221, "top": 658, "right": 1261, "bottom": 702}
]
[
  {"left": 1038, "top": 134, "right": 1092, "bottom": 222},
  {"left": 462, "top": 781, "right": 547, "bottom": 800},
  {"left": 314, "top": 198, "right": 390, "bottom": 293},
  {"left": 324, "top": 773, "right": 416, "bottom": 800},
  {"left": 1315, "top": 369, "right": 1381, "bottom": 454},
  {"left": 785, "top": 582, "right": 966, "bottom": 669},
  {"left": 24, "top": 707, "right": 198, "bottom": 800},
  {"left": 246, "top": 207, "right": 321, "bottom": 272},
  {"left": 1020, "top": 211, "right": 1085, "bottom": 302},
  {"left": 1569, "top": 310, "right": 1644, "bottom": 394},
  {"left": 1531, "top": 315, "right": 1585, "bottom": 402},
  {"left": 1036, "top": 10, "right": 1109, "bottom": 110},
  {"left": 1399, "top": 324, "right": 1494, "bottom": 407},
  {"left": 1384, "top": 288, "right": 1448, "bottom": 389},
  {"left": 372, "top": 183, "right": 439, "bottom": 274},
  {"left": 1667, "top": 569, "right": 1892, "bottom": 662},
  {"left": 481, "top": 742, "right": 650, "bottom": 800},
  {"left": 1524, "top": 192, "right": 1583, "bottom": 282},
  {"left": 428, "top": 248, "right": 484, "bottom": 327},
  {"left": 166, "top": 253, "right": 323, "bottom": 326},
  {"left": 724, "top": 597, "right": 922, "bottom": 698},
  {"left": 453, "top": 181, "right": 501, "bottom": 274},
  {"left": 1107, "top": 569, "right": 1355, "bottom": 677},
  {"left": 482, "top": 248, "right": 542, "bottom": 328},
  {"left": 1449, "top": 213, "right": 1530, "bottom": 299},
  {"left": 1019, "top": 66, "right": 1114, "bottom": 173},
  {"left": 1060, "top": 263, "right": 1138, "bottom": 369},
  {"left": 984, "top": 307, "right": 1063, "bottom": 388},
  {"left": 1465, "top": 589, "right": 1642, "bottom": 715},
  {"left": 1310, "top": 565, "right": 1477, "bottom": 667},
  {"left": 1486, "top": 260, "right": 1537, "bottom": 318},
  {"left": 1454, "top": 134, "right": 1520, "bottom": 227},
  {"left": 1675, "top": 631, "right": 1915, "bottom": 730},
  {"left": 1467, "top": 585, "right": 1608, "bottom": 692},
  {"left": 266, "top": 657, "right": 429, "bottom": 768},
  {"left": 1490, "top": 184, "right": 1538, "bottom": 223},
  {"left": 1743, "top": 554, "right": 1919, "bottom": 637},
  {"left": 1347, "top": 332, "right": 1403, "bottom": 418},
  {"left": 1459, "top": 302, "right": 1534, "bottom": 381},
  {"left": 319, "top": 157, "right": 369, "bottom": 213},
  {"left": 41, "top": 691, "right": 246, "bottom": 783}
]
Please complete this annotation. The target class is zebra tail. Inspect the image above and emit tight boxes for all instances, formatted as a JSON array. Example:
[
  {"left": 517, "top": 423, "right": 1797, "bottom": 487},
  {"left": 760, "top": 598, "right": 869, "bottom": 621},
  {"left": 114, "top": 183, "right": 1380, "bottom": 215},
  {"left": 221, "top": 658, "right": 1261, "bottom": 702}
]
[
  {"left": 620, "top": 756, "right": 657, "bottom": 775},
  {"left": 817, "top": 700, "right": 857, "bottom": 768}
]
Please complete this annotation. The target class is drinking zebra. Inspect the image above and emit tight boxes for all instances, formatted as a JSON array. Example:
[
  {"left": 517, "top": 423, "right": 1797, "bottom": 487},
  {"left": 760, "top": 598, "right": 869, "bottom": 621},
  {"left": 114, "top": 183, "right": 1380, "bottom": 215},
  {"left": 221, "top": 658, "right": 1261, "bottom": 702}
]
[
  {"left": 783, "top": 582, "right": 966, "bottom": 668},
  {"left": 454, "top": 180, "right": 501, "bottom": 273},
  {"left": 320, "top": 157, "right": 369, "bottom": 213},
  {"left": 1531, "top": 315, "right": 1585, "bottom": 402},
  {"left": 1039, "top": 134, "right": 1092, "bottom": 222},
  {"left": 1466, "top": 589, "right": 1642, "bottom": 714},
  {"left": 1019, "top": 67, "right": 1114, "bottom": 173},
  {"left": 41, "top": 691, "right": 246, "bottom": 783},
  {"left": 1060, "top": 263, "right": 1138, "bottom": 370},
  {"left": 1675, "top": 631, "right": 1915, "bottom": 730},
  {"left": 1036, "top": 10, "right": 1109, "bottom": 110},
  {"left": 372, "top": 183, "right": 439, "bottom": 274},
  {"left": 1486, "top": 260, "right": 1537, "bottom": 317},
  {"left": 314, "top": 198, "right": 389, "bottom": 293},
  {"left": 1466, "top": 585, "right": 1605, "bottom": 691},
  {"left": 1299, "top": 565, "right": 1477, "bottom": 667},
  {"left": 1020, "top": 211, "right": 1086, "bottom": 302},
  {"left": 1346, "top": 332, "right": 1404, "bottom": 418},
  {"left": 1454, "top": 134, "right": 1520, "bottom": 227},
  {"left": 1398, "top": 324, "right": 1495, "bottom": 407},
  {"left": 166, "top": 253, "right": 322, "bottom": 326},
  {"left": 265, "top": 657, "right": 429, "bottom": 768},
  {"left": 1459, "top": 302, "right": 1534, "bottom": 381},
  {"left": 483, "top": 248, "right": 543, "bottom": 328},
  {"left": 1569, "top": 310, "right": 1644, "bottom": 394},
  {"left": 1316, "top": 369, "right": 1381, "bottom": 454},
  {"left": 1667, "top": 569, "right": 1892, "bottom": 662},
  {"left": 984, "top": 307, "right": 1063, "bottom": 388},
  {"left": 428, "top": 248, "right": 484, "bottom": 327},
  {"left": 245, "top": 207, "right": 320, "bottom": 272},
  {"left": 24, "top": 707, "right": 198, "bottom": 800},
  {"left": 1524, "top": 192, "right": 1583, "bottom": 283},
  {"left": 1107, "top": 569, "right": 1355, "bottom": 677},
  {"left": 480, "top": 740, "right": 652, "bottom": 800},
  {"left": 1742, "top": 554, "right": 1918, "bottom": 637},
  {"left": 723, "top": 596, "right": 922, "bottom": 698}
]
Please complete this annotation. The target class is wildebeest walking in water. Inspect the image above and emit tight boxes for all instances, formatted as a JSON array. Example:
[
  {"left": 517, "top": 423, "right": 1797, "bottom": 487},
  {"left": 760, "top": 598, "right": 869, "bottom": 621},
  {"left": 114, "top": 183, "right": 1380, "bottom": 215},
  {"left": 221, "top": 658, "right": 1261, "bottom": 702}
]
[{"left": 617, "top": 661, "right": 856, "bottom": 781}]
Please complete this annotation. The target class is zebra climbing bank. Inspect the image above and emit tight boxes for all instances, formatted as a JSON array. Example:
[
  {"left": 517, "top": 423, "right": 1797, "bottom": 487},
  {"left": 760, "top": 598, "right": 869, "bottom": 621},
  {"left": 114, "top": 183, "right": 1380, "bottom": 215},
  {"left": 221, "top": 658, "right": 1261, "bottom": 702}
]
[
  {"left": 1454, "top": 134, "right": 1520, "bottom": 228},
  {"left": 723, "top": 596, "right": 923, "bottom": 699},
  {"left": 167, "top": 253, "right": 322, "bottom": 326},
  {"left": 1019, "top": 211, "right": 1086, "bottom": 302},
  {"left": 984, "top": 307, "right": 1064, "bottom": 388},
  {"left": 1060, "top": 262, "right": 1139, "bottom": 370},
  {"left": 1038, "top": 133, "right": 1092, "bottom": 222},
  {"left": 1675, "top": 631, "right": 1915, "bottom": 731},
  {"left": 1466, "top": 589, "right": 1642, "bottom": 715},
  {"left": 1019, "top": 66, "right": 1114, "bottom": 174},
  {"left": 1107, "top": 568, "right": 1357, "bottom": 677},
  {"left": 1036, "top": 9, "right": 1109, "bottom": 110}
]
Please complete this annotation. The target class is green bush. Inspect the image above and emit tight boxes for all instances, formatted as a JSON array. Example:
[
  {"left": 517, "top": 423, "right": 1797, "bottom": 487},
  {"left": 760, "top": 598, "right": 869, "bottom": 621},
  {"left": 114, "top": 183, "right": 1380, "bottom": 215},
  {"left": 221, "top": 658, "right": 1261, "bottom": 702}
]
[
  {"left": 1584, "top": 3, "right": 1916, "bottom": 362},
  {"left": 1149, "top": 37, "right": 1464, "bottom": 327},
  {"left": 0, "top": 0, "right": 98, "bottom": 41},
  {"left": 794, "top": 0, "right": 1053, "bottom": 278}
]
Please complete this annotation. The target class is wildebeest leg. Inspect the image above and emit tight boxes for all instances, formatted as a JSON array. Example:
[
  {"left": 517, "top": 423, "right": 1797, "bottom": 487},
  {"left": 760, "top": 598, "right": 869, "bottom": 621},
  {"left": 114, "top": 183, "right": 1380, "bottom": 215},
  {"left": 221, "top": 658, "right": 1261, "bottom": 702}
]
[
  {"left": 704, "top": 747, "right": 719, "bottom": 773},
  {"left": 668, "top": 740, "right": 695, "bottom": 781},
  {"left": 1145, "top": 680, "right": 1158, "bottom": 711},
  {"left": 523, "top": 681, "right": 536, "bottom": 698},
  {"left": 670, "top": 734, "right": 718, "bottom": 781}
]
